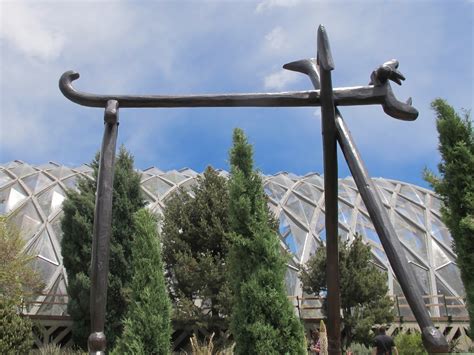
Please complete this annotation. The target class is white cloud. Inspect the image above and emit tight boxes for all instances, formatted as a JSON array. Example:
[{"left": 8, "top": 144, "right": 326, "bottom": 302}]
[
  {"left": 263, "top": 69, "right": 298, "bottom": 90},
  {"left": 0, "top": 2, "right": 65, "bottom": 61},
  {"left": 264, "top": 26, "right": 287, "bottom": 51},
  {"left": 256, "top": 0, "right": 301, "bottom": 13}
]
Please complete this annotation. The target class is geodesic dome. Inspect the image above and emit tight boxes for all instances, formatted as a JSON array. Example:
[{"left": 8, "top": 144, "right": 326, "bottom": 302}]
[{"left": 0, "top": 160, "right": 466, "bottom": 319}]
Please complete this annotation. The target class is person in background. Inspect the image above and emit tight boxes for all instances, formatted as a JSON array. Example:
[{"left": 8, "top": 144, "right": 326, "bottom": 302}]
[
  {"left": 372, "top": 325, "right": 398, "bottom": 355},
  {"left": 308, "top": 329, "right": 320, "bottom": 354}
]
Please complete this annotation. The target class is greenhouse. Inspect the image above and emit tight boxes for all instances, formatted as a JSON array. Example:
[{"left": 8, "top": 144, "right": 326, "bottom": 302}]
[{"left": 0, "top": 160, "right": 468, "bottom": 346}]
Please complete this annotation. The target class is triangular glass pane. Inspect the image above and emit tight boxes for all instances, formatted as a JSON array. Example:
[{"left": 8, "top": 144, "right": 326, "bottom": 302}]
[
  {"left": 264, "top": 182, "right": 287, "bottom": 202},
  {"left": 289, "top": 221, "right": 307, "bottom": 259},
  {"left": 0, "top": 182, "right": 28, "bottom": 214},
  {"left": 314, "top": 212, "right": 326, "bottom": 243},
  {"left": 142, "top": 176, "right": 173, "bottom": 198},
  {"left": 9, "top": 200, "right": 42, "bottom": 242},
  {"left": 32, "top": 257, "right": 57, "bottom": 284},
  {"left": 356, "top": 213, "right": 380, "bottom": 245},
  {"left": 338, "top": 201, "right": 353, "bottom": 226},
  {"left": 73, "top": 164, "right": 94, "bottom": 174},
  {"left": 395, "top": 195, "right": 425, "bottom": 227},
  {"left": 376, "top": 186, "right": 393, "bottom": 205},
  {"left": 38, "top": 185, "right": 66, "bottom": 218},
  {"left": 50, "top": 212, "right": 64, "bottom": 245},
  {"left": 295, "top": 182, "right": 322, "bottom": 203},
  {"left": 410, "top": 262, "right": 430, "bottom": 295},
  {"left": 400, "top": 185, "right": 424, "bottom": 204},
  {"left": 143, "top": 167, "right": 163, "bottom": 176},
  {"left": 374, "top": 178, "right": 395, "bottom": 191},
  {"left": 3, "top": 161, "right": 21, "bottom": 169},
  {"left": 431, "top": 216, "right": 453, "bottom": 248},
  {"left": 0, "top": 169, "right": 14, "bottom": 189},
  {"left": 431, "top": 197, "right": 442, "bottom": 214},
  {"left": 62, "top": 175, "right": 79, "bottom": 191},
  {"left": 436, "top": 278, "right": 467, "bottom": 317},
  {"left": 372, "top": 247, "right": 388, "bottom": 267},
  {"left": 31, "top": 229, "right": 58, "bottom": 264},
  {"left": 272, "top": 174, "right": 294, "bottom": 189},
  {"left": 285, "top": 194, "right": 306, "bottom": 223},
  {"left": 10, "top": 163, "right": 36, "bottom": 178},
  {"left": 279, "top": 213, "right": 291, "bottom": 237},
  {"left": 299, "top": 197, "right": 315, "bottom": 224},
  {"left": 338, "top": 184, "right": 357, "bottom": 204},
  {"left": 36, "top": 162, "right": 59, "bottom": 171},
  {"left": 38, "top": 274, "right": 68, "bottom": 316},
  {"left": 178, "top": 168, "right": 198, "bottom": 177},
  {"left": 431, "top": 240, "right": 452, "bottom": 268},
  {"left": 285, "top": 268, "right": 298, "bottom": 296},
  {"left": 22, "top": 173, "right": 54, "bottom": 194},
  {"left": 342, "top": 177, "right": 357, "bottom": 189},
  {"left": 394, "top": 215, "right": 428, "bottom": 261},
  {"left": 162, "top": 170, "right": 186, "bottom": 184},
  {"left": 306, "top": 235, "right": 320, "bottom": 257},
  {"left": 437, "top": 263, "right": 465, "bottom": 296},
  {"left": 48, "top": 166, "right": 74, "bottom": 180},
  {"left": 304, "top": 174, "right": 324, "bottom": 189},
  {"left": 284, "top": 233, "right": 298, "bottom": 255}
]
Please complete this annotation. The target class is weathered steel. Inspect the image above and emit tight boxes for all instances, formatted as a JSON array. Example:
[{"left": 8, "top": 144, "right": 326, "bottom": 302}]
[
  {"left": 88, "top": 100, "right": 119, "bottom": 355},
  {"left": 59, "top": 71, "right": 417, "bottom": 120},
  {"left": 317, "top": 25, "right": 342, "bottom": 355},
  {"left": 283, "top": 56, "right": 449, "bottom": 353}
]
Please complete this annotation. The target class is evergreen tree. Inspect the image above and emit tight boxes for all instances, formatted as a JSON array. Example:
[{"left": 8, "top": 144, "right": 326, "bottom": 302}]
[
  {"left": 61, "top": 146, "right": 144, "bottom": 349},
  {"left": 161, "top": 167, "right": 231, "bottom": 331},
  {"left": 424, "top": 99, "right": 474, "bottom": 332},
  {"left": 227, "top": 128, "right": 306, "bottom": 355},
  {"left": 300, "top": 234, "right": 394, "bottom": 349},
  {"left": 112, "top": 209, "right": 171, "bottom": 355}
]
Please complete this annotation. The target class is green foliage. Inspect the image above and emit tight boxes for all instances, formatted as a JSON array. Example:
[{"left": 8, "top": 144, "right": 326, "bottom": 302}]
[
  {"left": 112, "top": 209, "right": 171, "bottom": 355},
  {"left": 227, "top": 128, "right": 306, "bottom": 355},
  {"left": 162, "top": 167, "right": 232, "bottom": 329},
  {"left": 0, "top": 216, "right": 44, "bottom": 304},
  {"left": 394, "top": 332, "right": 426, "bottom": 355},
  {"left": 30, "top": 343, "right": 88, "bottom": 354},
  {"left": 424, "top": 98, "right": 474, "bottom": 333},
  {"left": 348, "top": 342, "right": 371, "bottom": 355},
  {"left": 0, "top": 217, "right": 43, "bottom": 354},
  {"left": 61, "top": 146, "right": 144, "bottom": 349},
  {"left": 0, "top": 298, "right": 33, "bottom": 353},
  {"left": 301, "top": 234, "right": 394, "bottom": 349}
]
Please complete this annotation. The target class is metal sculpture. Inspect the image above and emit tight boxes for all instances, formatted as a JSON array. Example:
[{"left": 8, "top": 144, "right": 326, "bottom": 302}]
[{"left": 59, "top": 25, "right": 448, "bottom": 354}]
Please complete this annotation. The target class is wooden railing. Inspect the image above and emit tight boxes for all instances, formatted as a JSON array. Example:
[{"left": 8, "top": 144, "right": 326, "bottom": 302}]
[{"left": 288, "top": 294, "right": 468, "bottom": 321}]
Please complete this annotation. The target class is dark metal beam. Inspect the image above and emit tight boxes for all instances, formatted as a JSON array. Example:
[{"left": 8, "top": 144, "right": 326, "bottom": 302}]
[
  {"left": 317, "top": 25, "right": 342, "bottom": 355},
  {"left": 88, "top": 100, "right": 119, "bottom": 355}
]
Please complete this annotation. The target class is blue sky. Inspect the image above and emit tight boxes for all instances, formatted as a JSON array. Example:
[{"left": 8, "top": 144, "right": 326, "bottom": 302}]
[{"left": 1, "top": 0, "right": 472, "bottom": 188}]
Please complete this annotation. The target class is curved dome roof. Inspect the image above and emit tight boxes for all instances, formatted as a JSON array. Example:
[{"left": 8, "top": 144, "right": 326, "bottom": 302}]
[{"left": 0, "top": 161, "right": 466, "bottom": 318}]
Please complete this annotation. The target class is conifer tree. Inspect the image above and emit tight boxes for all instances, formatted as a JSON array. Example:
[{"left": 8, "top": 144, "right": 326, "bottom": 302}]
[
  {"left": 61, "top": 146, "right": 144, "bottom": 349},
  {"left": 112, "top": 209, "right": 171, "bottom": 354},
  {"left": 424, "top": 99, "right": 474, "bottom": 332},
  {"left": 161, "top": 166, "right": 231, "bottom": 332},
  {"left": 227, "top": 128, "right": 306, "bottom": 355},
  {"left": 301, "top": 234, "right": 394, "bottom": 349}
]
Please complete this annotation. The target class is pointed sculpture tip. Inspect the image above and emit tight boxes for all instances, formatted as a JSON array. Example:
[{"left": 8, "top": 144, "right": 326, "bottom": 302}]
[
  {"left": 283, "top": 59, "right": 313, "bottom": 75},
  {"left": 317, "top": 25, "right": 335, "bottom": 71}
]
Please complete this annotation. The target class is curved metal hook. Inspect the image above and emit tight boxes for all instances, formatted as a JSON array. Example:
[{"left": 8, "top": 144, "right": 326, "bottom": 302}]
[
  {"left": 284, "top": 58, "right": 418, "bottom": 121},
  {"left": 59, "top": 71, "right": 110, "bottom": 108}
]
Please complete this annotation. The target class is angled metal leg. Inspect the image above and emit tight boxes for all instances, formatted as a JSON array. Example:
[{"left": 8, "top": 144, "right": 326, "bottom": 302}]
[
  {"left": 317, "top": 25, "right": 342, "bottom": 355},
  {"left": 88, "top": 100, "right": 119, "bottom": 355}
]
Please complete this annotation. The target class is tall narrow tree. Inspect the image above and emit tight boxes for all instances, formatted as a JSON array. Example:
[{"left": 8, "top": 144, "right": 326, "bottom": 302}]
[
  {"left": 161, "top": 167, "right": 231, "bottom": 333},
  {"left": 61, "top": 147, "right": 144, "bottom": 349},
  {"left": 227, "top": 128, "right": 306, "bottom": 354},
  {"left": 112, "top": 209, "right": 171, "bottom": 355},
  {"left": 424, "top": 99, "right": 474, "bottom": 332},
  {"left": 300, "top": 235, "right": 394, "bottom": 349}
]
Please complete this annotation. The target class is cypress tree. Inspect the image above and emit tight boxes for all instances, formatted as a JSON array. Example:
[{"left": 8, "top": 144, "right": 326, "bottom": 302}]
[
  {"left": 161, "top": 166, "right": 232, "bottom": 341},
  {"left": 61, "top": 146, "right": 144, "bottom": 349},
  {"left": 227, "top": 128, "right": 306, "bottom": 355},
  {"left": 424, "top": 99, "right": 474, "bottom": 332},
  {"left": 112, "top": 209, "right": 171, "bottom": 354},
  {"left": 300, "top": 234, "right": 394, "bottom": 349}
]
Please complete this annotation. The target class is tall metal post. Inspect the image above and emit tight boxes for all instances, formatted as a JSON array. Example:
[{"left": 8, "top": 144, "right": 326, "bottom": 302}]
[
  {"left": 318, "top": 25, "right": 342, "bottom": 355},
  {"left": 88, "top": 100, "right": 119, "bottom": 355}
]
